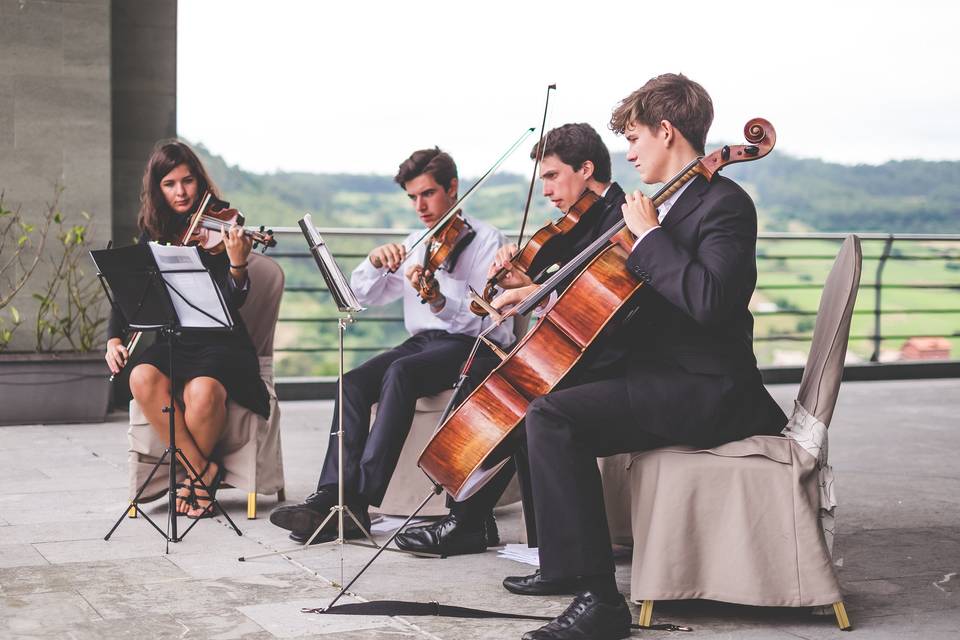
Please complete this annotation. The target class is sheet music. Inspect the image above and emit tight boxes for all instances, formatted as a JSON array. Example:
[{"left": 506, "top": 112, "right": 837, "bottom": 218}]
[
  {"left": 147, "top": 242, "right": 232, "bottom": 329},
  {"left": 299, "top": 214, "right": 364, "bottom": 313}
]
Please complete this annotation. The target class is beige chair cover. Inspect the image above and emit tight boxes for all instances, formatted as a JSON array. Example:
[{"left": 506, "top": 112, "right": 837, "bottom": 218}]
[
  {"left": 127, "top": 252, "right": 286, "bottom": 503},
  {"left": 373, "top": 315, "right": 529, "bottom": 517},
  {"left": 626, "top": 235, "right": 862, "bottom": 607}
]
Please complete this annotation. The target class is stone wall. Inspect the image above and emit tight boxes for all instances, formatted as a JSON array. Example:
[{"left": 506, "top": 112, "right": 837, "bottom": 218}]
[{"left": 0, "top": 0, "right": 175, "bottom": 351}]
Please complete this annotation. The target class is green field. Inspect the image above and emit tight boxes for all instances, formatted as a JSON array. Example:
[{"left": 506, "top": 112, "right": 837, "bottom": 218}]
[{"left": 267, "top": 235, "right": 960, "bottom": 377}]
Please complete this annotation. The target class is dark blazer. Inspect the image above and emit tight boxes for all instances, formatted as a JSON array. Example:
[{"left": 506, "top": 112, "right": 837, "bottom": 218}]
[{"left": 619, "top": 174, "right": 786, "bottom": 446}]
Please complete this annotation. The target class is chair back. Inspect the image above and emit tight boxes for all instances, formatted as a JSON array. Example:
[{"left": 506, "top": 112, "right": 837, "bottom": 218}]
[
  {"left": 238, "top": 253, "right": 285, "bottom": 358},
  {"left": 796, "top": 235, "right": 862, "bottom": 427}
]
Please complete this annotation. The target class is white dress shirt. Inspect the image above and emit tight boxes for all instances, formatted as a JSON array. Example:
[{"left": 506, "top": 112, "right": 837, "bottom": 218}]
[
  {"left": 350, "top": 214, "right": 516, "bottom": 347},
  {"left": 631, "top": 178, "right": 695, "bottom": 248}
]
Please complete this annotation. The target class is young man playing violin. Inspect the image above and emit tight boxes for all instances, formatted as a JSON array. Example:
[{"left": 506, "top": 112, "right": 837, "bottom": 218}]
[
  {"left": 394, "top": 122, "right": 630, "bottom": 556},
  {"left": 492, "top": 75, "right": 787, "bottom": 640},
  {"left": 269, "top": 147, "right": 515, "bottom": 544}
]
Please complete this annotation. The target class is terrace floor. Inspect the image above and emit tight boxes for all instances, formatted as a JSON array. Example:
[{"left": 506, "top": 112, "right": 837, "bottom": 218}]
[{"left": 1, "top": 379, "right": 958, "bottom": 639}]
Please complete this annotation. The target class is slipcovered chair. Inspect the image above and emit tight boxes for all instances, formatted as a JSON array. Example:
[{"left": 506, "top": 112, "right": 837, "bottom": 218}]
[
  {"left": 626, "top": 235, "right": 861, "bottom": 630},
  {"left": 126, "top": 252, "right": 286, "bottom": 519},
  {"left": 373, "top": 315, "right": 530, "bottom": 517}
]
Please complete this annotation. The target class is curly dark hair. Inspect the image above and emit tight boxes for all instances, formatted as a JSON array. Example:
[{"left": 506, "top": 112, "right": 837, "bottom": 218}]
[
  {"left": 394, "top": 147, "right": 458, "bottom": 192},
  {"left": 530, "top": 123, "right": 611, "bottom": 183},
  {"left": 137, "top": 140, "right": 219, "bottom": 241},
  {"left": 609, "top": 73, "right": 714, "bottom": 155}
]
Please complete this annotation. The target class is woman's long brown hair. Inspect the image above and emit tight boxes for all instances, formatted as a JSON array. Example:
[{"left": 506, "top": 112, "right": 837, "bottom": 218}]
[{"left": 138, "top": 140, "right": 220, "bottom": 242}]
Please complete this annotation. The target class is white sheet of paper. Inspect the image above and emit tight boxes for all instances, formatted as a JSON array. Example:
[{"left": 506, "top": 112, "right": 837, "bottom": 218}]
[
  {"left": 148, "top": 242, "right": 231, "bottom": 329},
  {"left": 367, "top": 514, "right": 432, "bottom": 535},
  {"left": 497, "top": 543, "right": 540, "bottom": 567}
]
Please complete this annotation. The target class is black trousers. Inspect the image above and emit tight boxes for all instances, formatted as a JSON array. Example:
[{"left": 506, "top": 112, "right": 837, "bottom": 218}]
[
  {"left": 317, "top": 330, "right": 482, "bottom": 506},
  {"left": 525, "top": 372, "right": 668, "bottom": 581}
]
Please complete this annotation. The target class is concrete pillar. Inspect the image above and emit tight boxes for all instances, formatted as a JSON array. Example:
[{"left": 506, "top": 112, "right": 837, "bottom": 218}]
[{"left": 111, "top": 0, "right": 177, "bottom": 247}]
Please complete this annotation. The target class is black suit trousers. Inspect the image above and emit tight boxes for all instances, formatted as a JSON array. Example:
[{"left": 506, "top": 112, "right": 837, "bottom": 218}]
[
  {"left": 317, "top": 330, "right": 477, "bottom": 506},
  {"left": 526, "top": 372, "right": 669, "bottom": 581}
]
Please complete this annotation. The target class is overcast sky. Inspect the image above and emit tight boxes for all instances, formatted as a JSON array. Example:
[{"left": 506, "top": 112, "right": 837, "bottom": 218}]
[{"left": 178, "top": 0, "right": 959, "bottom": 178}]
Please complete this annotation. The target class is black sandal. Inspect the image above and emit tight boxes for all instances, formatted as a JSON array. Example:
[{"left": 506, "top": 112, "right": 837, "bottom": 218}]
[{"left": 187, "top": 461, "right": 225, "bottom": 520}]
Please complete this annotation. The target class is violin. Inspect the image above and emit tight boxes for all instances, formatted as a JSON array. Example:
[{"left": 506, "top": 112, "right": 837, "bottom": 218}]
[
  {"left": 470, "top": 188, "right": 601, "bottom": 315},
  {"left": 180, "top": 192, "right": 277, "bottom": 253},
  {"left": 470, "top": 83, "right": 601, "bottom": 317},
  {"left": 419, "top": 118, "right": 777, "bottom": 501},
  {"left": 416, "top": 211, "right": 474, "bottom": 303}
]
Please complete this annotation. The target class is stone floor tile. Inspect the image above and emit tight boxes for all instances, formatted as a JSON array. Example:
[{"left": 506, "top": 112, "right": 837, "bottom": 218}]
[
  {"left": 0, "top": 590, "right": 102, "bottom": 636},
  {"left": 0, "top": 543, "right": 48, "bottom": 569},
  {"left": 0, "top": 556, "right": 186, "bottom": 597}
]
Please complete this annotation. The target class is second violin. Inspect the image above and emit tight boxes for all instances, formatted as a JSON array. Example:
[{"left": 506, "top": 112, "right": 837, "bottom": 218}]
[
  {"left": 472, "top": 187, "right": 600, "bottom": 315},
  {"left": 416, "top": 211, "right": 475, "bottom": 303}
]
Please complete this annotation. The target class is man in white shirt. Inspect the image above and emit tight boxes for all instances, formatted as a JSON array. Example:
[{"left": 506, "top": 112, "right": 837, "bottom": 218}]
[
  {"left": 269, "top": 147, "right": 514, "bottom": 543},
  {"left": 396, "top": 123, "right": 629, "bottom": 557}
]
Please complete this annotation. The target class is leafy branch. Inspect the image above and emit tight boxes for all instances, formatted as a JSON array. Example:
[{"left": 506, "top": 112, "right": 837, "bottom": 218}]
[
  {"left": 0, "top": 189, "right": 59, "bottom": 349},
  {"left": 33, "top": 211, "right": 106, "bottom": 352}
]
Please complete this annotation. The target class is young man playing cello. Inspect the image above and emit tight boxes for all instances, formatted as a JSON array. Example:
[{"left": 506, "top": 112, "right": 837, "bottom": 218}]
[
  {"left": 495, "top": 74, "right": 787, "bottom": 640},
  {"left": 269, "top": 147, "right": 515, "bottom": 543},
  {"left": 395, "top": 122, "right": 630, "bottom": 557}
]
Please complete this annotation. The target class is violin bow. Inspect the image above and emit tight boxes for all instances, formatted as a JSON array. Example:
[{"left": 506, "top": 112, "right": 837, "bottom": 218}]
[
  {"left": 383, "top": 127, "right": 536, "bottom": 276},
  {"left": 516, "top": 84, "right": 556, "bottom": 248}
]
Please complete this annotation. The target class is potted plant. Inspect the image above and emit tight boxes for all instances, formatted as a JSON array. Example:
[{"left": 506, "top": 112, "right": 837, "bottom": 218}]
[{"left": 0, "top": 187, "right": 111, "bottom": 426}]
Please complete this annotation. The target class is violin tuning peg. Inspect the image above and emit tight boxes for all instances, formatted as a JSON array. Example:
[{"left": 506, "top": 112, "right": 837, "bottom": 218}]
[
  {"left": 721, "top": 145, "right": 731, "bottom": 161},
  {"left": 744, "top": 145, "right": 760, "bottom": 156}
]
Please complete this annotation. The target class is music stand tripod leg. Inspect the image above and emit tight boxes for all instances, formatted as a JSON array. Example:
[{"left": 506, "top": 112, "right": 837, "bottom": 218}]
[
  {"left": 240, "top": 315, "right": 373, "bottom": 562},
  {"left": 319, "top": 350, "right": 481, "bottom": 608}
]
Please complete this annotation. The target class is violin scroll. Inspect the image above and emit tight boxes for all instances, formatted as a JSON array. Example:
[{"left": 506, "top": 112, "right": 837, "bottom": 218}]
[{"left": 744, "top": 117, "right": 774, "bottom": 147}]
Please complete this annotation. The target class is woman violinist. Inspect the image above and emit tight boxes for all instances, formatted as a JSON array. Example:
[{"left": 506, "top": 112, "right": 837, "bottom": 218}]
[{"left": 105, "top": 140, "right": 269, "bottom": 519}]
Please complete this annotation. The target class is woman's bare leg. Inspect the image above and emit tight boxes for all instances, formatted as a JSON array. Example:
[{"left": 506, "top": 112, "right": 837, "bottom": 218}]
[
  {"left": 181, "top": 377, "right": 228, "bottom": 517},
  {"left": 129, "top": 364, "right": 208, "bottom": 513}
]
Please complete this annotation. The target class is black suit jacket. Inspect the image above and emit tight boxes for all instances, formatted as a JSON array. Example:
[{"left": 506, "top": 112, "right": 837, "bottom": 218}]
[{"left": 615, "top": 174, "right": 786, "bottom": 446}]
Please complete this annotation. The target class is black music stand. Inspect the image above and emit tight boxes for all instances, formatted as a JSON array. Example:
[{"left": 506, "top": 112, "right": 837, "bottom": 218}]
[
  {"left": 92, "top": 243, "right": 243, "bottom": 552},
  {"left": 239, "top": 213, "right": 391, "bottom": 573}
]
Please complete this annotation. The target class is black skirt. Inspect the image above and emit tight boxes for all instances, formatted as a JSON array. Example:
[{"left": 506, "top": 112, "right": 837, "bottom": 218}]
[
  {"left": 136, "top": 335, "right": 270, "bottom": 419},
  {"left": 109, "top": 235, "right": 271, "bottom": 419}
]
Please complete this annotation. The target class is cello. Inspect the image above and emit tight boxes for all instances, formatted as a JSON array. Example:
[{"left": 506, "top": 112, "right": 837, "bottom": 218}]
[{"left": 419, "top": 118, "right": 777, "bottom": 500}]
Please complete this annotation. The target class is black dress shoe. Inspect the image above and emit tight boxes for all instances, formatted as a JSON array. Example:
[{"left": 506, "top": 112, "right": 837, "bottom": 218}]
[
  {"left": 394, "top": 513, "right": 495, "bottom": 557},
  {"left": 268, "top": 488, "right": 337, "bottom": 535},
  {"left": 287, "top": 506, "right": 371, "bottom": 544},
  {"left": 483, "top": 511, "right": 500, "bottom": 546},
  {"left": 503, "top": 570, "right": 587, "bottom": 596},
  {"left": 521, "top": 591, "right": 631, "bottom": 640}
]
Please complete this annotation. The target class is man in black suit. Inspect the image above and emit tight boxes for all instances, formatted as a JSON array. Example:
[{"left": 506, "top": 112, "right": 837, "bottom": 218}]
[
  {"left": 395, "top": 123, "right": 628, "bottom": 556},
  {"left": 500, "top": 74, "right": 788, "bottom": 640}
]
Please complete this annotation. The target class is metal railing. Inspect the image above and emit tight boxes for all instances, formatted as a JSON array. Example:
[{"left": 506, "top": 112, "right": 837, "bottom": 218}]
[{"left": 265, "top": 228, "right": 960, "bottom": 373}]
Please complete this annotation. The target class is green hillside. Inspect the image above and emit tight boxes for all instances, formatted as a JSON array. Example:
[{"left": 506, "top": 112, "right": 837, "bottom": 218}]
[
  {"left": 193, "top": 145, "right": 960, "bottom": 376},
  {"left": 197, "top": 143, "right": 960, "bottom": 234}
]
